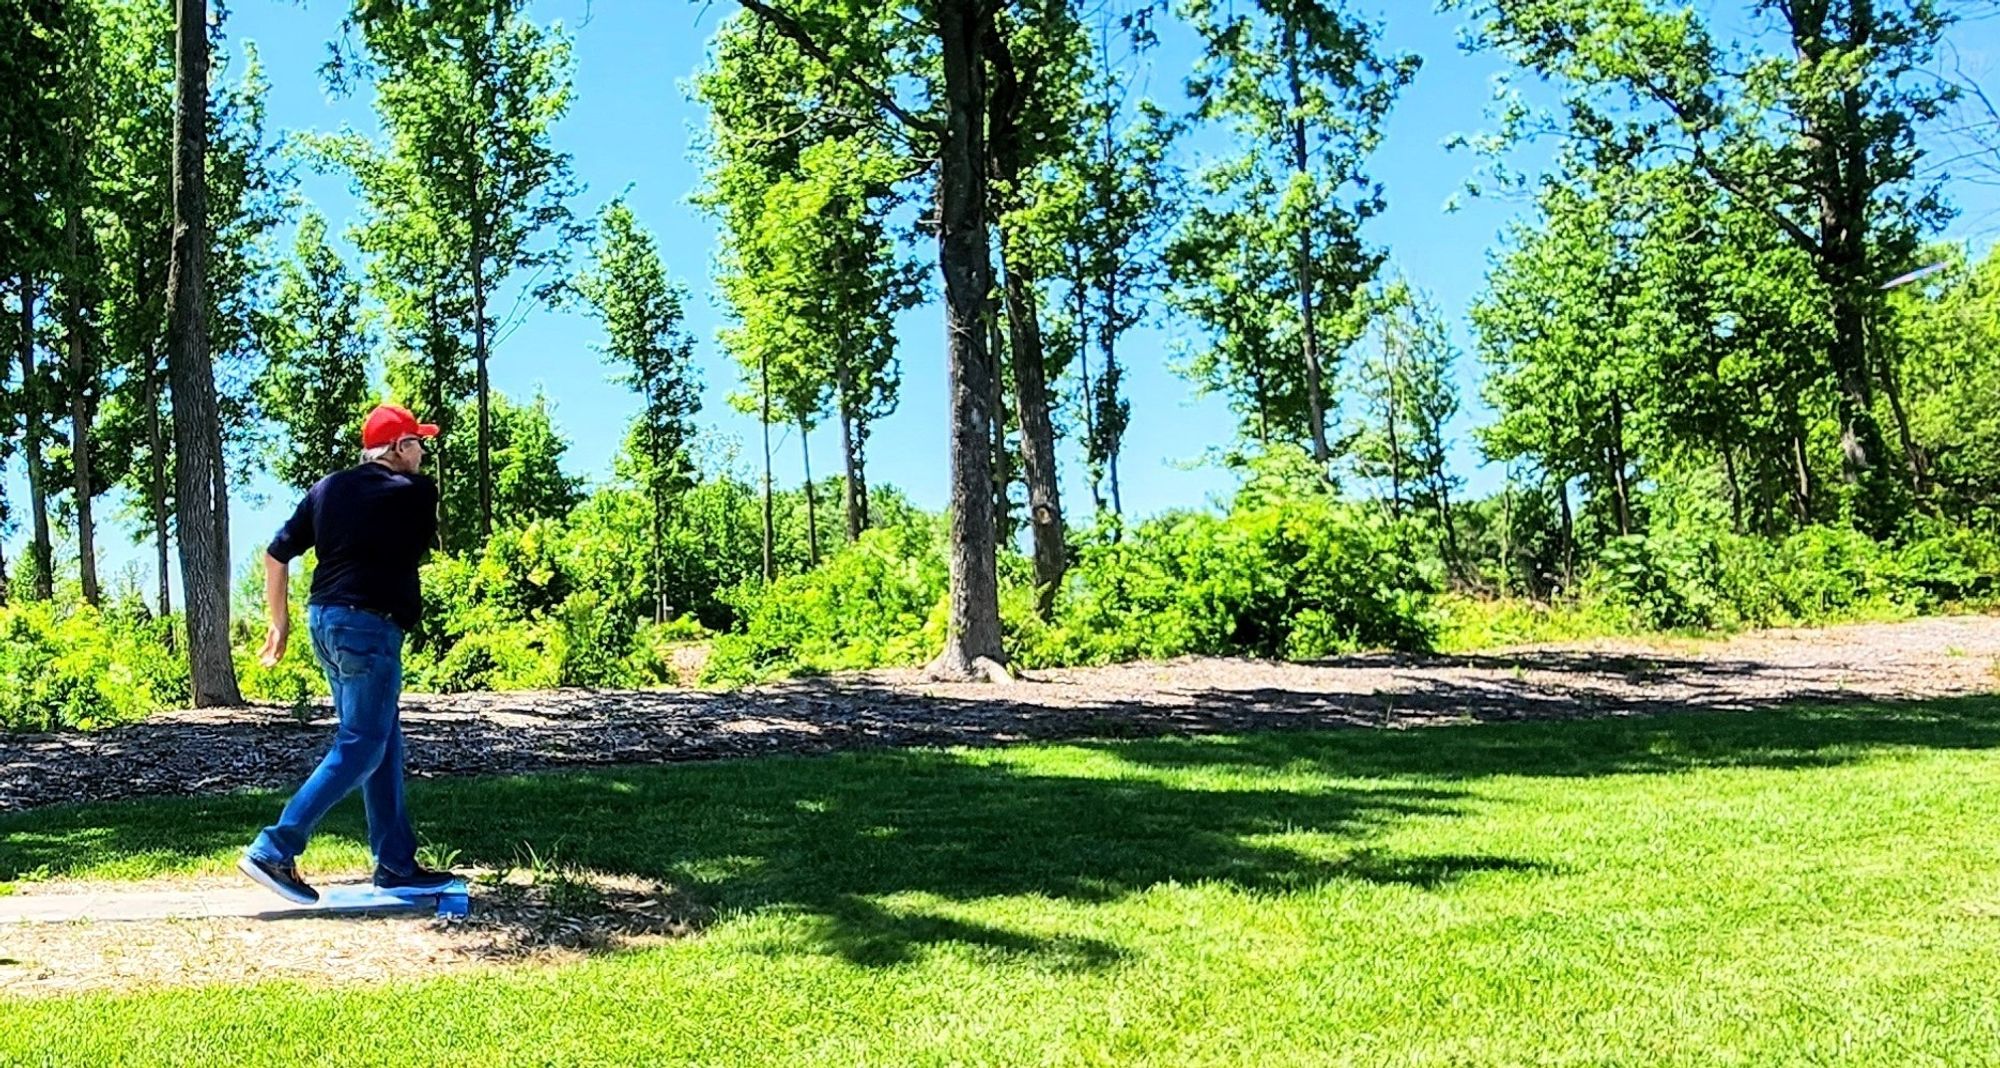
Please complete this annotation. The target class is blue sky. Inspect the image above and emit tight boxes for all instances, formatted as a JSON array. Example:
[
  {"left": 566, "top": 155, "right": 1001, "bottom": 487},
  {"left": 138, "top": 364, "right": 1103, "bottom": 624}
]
[{"left": 12, "top": 0, "right": 2000, "bottom": 596}]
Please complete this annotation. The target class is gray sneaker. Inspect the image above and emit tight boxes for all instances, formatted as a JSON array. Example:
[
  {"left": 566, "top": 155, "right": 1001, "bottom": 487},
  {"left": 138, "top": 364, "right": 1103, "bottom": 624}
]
[
  {"left": 238, "top": 853, "right": 319, "bottom": 905},
  {"left": 373, "top": 864, "right": 459, "bottom": 894}
]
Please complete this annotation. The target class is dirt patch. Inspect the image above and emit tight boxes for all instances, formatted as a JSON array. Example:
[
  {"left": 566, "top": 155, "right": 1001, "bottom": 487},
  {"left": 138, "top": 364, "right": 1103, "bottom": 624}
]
[
  {"left": 5, "top": 615, "right": 2000, "bottom": 813},
  {"left": 0, "top": 868, "right": 704, "bottom": 1000}
]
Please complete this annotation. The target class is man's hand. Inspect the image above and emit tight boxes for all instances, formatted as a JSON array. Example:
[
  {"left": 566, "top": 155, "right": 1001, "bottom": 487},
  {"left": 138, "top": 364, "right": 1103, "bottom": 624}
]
[{"left": 260, "top": 624, "right": 289, "bottom": 668}]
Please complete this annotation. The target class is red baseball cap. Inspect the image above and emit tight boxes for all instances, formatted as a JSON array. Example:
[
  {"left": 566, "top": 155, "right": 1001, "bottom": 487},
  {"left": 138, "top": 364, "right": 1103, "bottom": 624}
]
[{"left": 361, "top": 404, "right": 440, "bottom": 449}]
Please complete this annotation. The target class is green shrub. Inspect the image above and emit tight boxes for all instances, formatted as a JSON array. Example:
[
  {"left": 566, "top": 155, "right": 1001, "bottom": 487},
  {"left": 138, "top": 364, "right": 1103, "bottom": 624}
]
[
  {"left": 1588, "top": 531, "right": 1727, "bottom": 631},
  {"left": 1892, "top": 519, "right": 2000, "bottom": 604},
  {"left": 236, "top": 640, "right": 330, "bottom": 713},
  {"left": 0, "top": 603, "right": 187, "bottom": 731},
  {"left": 555, "top": 589, "right": 638, "bottom": 688},
  {"left": 1766, "top": 525, "right": 1909, "bottom": 620},
  {"left": 406, "top": 611, "right": 565, "bottom": 693},
  {"left": 1018, "top": 501, "right": 1440, "bottom": 668},
  {"left": 701, "top": 524, "right": 949, "bottom": 685}
]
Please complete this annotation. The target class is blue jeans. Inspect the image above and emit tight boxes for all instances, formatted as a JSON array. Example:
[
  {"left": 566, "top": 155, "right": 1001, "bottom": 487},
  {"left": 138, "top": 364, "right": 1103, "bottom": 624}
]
[{"left": 248, "top": 604, "right": 419, "bottom": 875}]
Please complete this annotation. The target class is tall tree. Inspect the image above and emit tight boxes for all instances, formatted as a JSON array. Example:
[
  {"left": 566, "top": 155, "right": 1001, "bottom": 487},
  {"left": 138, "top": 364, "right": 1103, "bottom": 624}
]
[
  {"left": 987, "top": 0, "right": 1092, "bottom": 615},
  {"left": 426, "top": 388, "right": 579, "bottom": 550},
  {"left": 1450, "top": 0, "right": 1956, "bottom": 531},
  {"left": 331, "top": 0, "right": 580, "bottom": 541},
  {"left": 87, "top": 0, "right": 178, "bottom": 617},
  {"left": 696, "top": 16, "right": 918, "bottom": 567},
  {"left": 1473, "top": 169, "right": 1646, "bottom": 563},
  {"left": 91, "top": 6, "right": 281, "bottom": 617},
  {"left": 1184, "top": 0, "right": 1418, "bottom": 470},
  {"left": 730, "top": 0, "right": 1013, "bottom": 680},
  {"left": 0, "top": 0, "right": 75, "bottom": 602},
  {"left": 257, "top": 211, "right": 374, "bottom": 493},
  {"left": 165, "top": 0, "right": 242, "bottom": 705},
  {"left": 1076, "top": 95, "right": 1174, "bottom": 517},
  {"left": 1167, "top": 165, "right": 1296, "bottom": 456},
  {"left": 1879, "top": 244, "right": 2000, "bottom": 520},
  {"left": 1350, "top": 280, "right": 1464, "bottom": 571},
  {"left": 55, "top": 2, "right": 103, "bottom": 604},
  {"left": 577, "top": 200, "right": 702, "bottom": 623}
]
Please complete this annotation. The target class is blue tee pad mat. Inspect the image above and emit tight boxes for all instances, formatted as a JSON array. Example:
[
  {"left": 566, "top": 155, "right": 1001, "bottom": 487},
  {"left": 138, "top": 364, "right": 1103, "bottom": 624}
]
[{"left": 314, "top": 880, "right": 470, "bottom": 917}]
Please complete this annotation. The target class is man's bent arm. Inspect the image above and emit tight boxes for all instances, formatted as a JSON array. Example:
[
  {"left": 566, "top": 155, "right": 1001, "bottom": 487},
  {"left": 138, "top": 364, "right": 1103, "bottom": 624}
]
[{"left": 265, "top": 553, "right": 291, "bottom": 632}]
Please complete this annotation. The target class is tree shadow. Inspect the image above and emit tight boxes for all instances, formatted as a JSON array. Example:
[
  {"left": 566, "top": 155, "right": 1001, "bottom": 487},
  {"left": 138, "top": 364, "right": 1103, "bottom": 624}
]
[
  {"left": 1, "top": 744, "right": 1530, "bottom": 968},
  {"left": 1074, "top": 694, "right": 2000, "bottom": 781},
  {"left": 5, "top": 692, "right": 1998, "bottom": 969}
]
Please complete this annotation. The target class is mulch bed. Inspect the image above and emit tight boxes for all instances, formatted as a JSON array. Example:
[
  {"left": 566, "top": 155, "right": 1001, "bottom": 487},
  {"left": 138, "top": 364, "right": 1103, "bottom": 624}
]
[{"left": 5, "top": 615, "right": 1998, "bottom": 813}]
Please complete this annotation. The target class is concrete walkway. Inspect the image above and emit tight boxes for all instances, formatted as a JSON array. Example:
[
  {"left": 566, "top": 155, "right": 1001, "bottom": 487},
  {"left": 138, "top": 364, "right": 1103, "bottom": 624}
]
[{"left": 0, "top": 880, "right": 469, "bottom": 923}]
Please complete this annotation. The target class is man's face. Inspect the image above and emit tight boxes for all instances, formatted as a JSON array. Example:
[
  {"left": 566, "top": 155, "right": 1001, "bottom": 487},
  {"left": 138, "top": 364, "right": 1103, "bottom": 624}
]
[{"left": 387, "top": 435, "right": 427, "bottom": 473}]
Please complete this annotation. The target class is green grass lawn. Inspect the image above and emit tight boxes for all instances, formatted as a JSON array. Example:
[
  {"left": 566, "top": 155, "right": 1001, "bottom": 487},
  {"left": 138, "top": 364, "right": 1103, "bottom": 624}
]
[{"left": 5, "top": 697, "right": 2000, "bottom": 1066}]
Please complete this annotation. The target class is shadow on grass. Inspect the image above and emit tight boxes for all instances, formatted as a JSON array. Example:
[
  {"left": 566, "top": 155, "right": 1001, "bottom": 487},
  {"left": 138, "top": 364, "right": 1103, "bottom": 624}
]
[
  {"left": 4, "top": 694, "right": 1997, "bottom": 968},
  {"left": 1080, "top": 694, "right": 2000, "bottom": 780}
]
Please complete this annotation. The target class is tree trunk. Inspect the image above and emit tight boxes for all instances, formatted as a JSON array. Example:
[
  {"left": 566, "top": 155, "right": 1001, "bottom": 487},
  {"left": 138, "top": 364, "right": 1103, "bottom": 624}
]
[
  {"left": 984, "top": 25, "right": 1066, "bottom": 617},
  {"left": 1801, "top": 3, "right": 1890, "bottom": 529},
  {"left": 1098, "top": 289, "right": 1124, "bottom": 518},
  {"left": 835, "top": 350, "right": 866, "bottom": 541},
  {"left": 424, "top": 295, "right": 455, "bottom": 552},
  {"left": 1428, "top": 448, "right": 1462, "bottom": 582},
  {"left": 1556, "top": 477, "right": 1575, "bottom": 595},
  {"left": 165, "top": 0, "right": 242, "bottom": 706},
  {"left": 1608, "top": 388, "right": 1632, "bottom": 537},
  {"left": 1074, "top": 270, "right": 1104, "bottom": 514},
  {"left": 16, "top": 272, "right": 53, "bottom": 601},
  {"left": 999, "top": 256, "right": 1064, "bottom": 618},
  {"left": 1828, "top": 298, "right": 1885, "bottom": 485},
  {"left": 1285, "top": 27, "right": 1330, "bottom": 467},
  {"left": 1722, "top": 445, "right": 1745, "bottom": 535},
  {"left": 472, "top": 250, "right": 492, "bottom": 540},
  {"left": 927, "top": 0, "right": 1006, "bottom": 681},
  {"left": 758, "top": 347, "right": 774, "bottom": 584},
  {"left": 64, "top": 207, "right": 100, "bottom": 606},
  {"left": 148, "top": 352, "right": 172, "bottom": 617},
  {"left": 1790, "top": 422, "right": 1813, "bottom": 523},
  {"left": 1868, "top": 314, "right": 1928, "bottom": 500},
  {"left": 800, "top": 416, "right": 820, "bottom": 568},
  {"left": 1435, "top": 484, "right": 1462, "bottom": 583},
  {"left": 470, "top": 15, "right": 496, "bottom": 542},
  {"left": 648, "top": 406, "right": 666, "bottom": 623},
  {"left": 212, "top": 414, "right": 230, "bottom": 586},
  {"left": 1252, "top": 364, "right": 1271, "bottom": 448},
  {"left": 988, "top": 296, "right": 1015, "bottom": 547},
  {"left": 1384, "top": 326, "right": 1402, "bottom": 518}
]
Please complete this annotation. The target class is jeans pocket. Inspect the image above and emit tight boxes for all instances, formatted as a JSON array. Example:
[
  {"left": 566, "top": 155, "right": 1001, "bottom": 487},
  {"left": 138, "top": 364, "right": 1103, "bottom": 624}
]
[{"left": 326, "top": 625, "right": 392, "bottom": 678}]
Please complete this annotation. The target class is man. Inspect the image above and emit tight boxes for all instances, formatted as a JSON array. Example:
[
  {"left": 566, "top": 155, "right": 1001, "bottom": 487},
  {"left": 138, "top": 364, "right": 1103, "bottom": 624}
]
[{"left": 238, "top": 403, "right": 459, "bottom": 904}]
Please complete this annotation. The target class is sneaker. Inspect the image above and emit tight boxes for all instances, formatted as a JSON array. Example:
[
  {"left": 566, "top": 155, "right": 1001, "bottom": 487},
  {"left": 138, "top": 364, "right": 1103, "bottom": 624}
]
[
  {"left": 238, "top": 853, "right": 319, "bottom": 905},
  {"left": 373, "top": 863, "right": 460, "bottom": 894}
]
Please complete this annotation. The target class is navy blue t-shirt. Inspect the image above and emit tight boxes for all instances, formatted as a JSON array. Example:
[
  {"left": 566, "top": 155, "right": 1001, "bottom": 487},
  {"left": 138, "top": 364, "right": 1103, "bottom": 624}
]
[{"left": 267, "top": 464, "right": 441, "bottom": 632}]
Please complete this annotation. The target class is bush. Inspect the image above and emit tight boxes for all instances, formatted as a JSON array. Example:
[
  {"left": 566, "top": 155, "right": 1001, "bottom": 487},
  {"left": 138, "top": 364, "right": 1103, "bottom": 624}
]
[
  {"left": 1892, "top": 518, "right": 2000, "bottom": 604},
  {"left": 0, "top": 603, "right": 188, "bottom": 731},
  {"left": 1474, "top": 517, "right": 1998, "bottom": 643},
  {"left": 406, "top": 612, "right": 565, "bottom": 693},
  {"left": 701, "top": 523, "right": 949, "bottom": 685},
  {"left": 555, "top": 589, "right": 637, "bottom": 688},
  {"left": 1587, "top": 531, "right": 1728, "bottom": 631},
  {"left": 236, "top": 637, "right": 330, "bottom": 713},
  {"left": 1018, "top": 501, "right": 1440, "bottom": 668}
]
